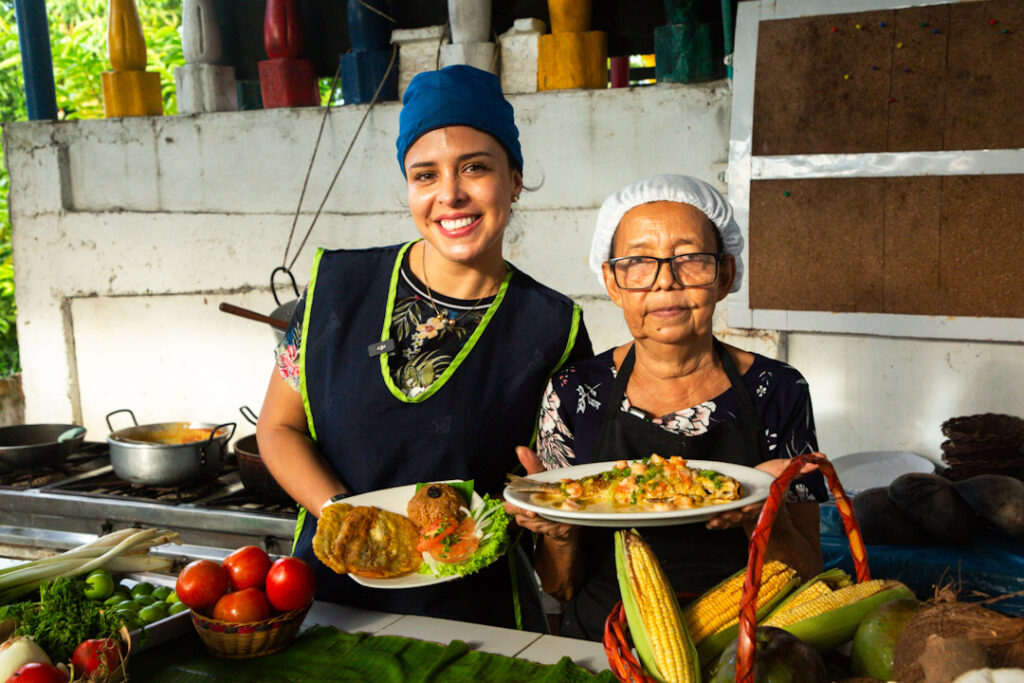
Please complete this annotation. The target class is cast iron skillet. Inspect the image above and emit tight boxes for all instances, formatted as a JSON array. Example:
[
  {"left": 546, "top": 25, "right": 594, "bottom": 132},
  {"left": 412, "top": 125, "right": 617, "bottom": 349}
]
[{"left": 0, "top": 423, "right": 86, "bottom": 473}]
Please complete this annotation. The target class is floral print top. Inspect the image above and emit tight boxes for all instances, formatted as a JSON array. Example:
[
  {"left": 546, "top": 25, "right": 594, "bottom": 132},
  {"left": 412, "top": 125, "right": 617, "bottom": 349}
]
[
  {"left": 537, "top": 348, "right": 829, "bottom": 503},
  {"left": 275, "top": 254, "right": 495, "bottom": 398}
]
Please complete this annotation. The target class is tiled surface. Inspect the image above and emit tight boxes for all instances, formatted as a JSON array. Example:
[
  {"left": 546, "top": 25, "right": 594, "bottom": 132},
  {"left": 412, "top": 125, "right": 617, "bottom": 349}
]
[
  {"left": 305, "top": 602, "right": 404, "bottom": 634},
  {"left": 516, "top": 634, "right": 612, "bottom": 674},
  {"left": 374, "top": 614, "right": 543, "bottom": 658}
]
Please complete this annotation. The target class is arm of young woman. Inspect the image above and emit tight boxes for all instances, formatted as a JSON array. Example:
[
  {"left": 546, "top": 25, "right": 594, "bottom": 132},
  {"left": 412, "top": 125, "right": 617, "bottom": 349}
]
[{"left": 256, "top": 370, "right": 349, "bottom": 518}]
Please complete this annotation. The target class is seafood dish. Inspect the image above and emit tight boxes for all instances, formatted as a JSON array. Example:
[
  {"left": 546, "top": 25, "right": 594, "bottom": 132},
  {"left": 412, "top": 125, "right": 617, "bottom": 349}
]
[{"left": 505, "top": 454, "right": 743, "bottom": 512}]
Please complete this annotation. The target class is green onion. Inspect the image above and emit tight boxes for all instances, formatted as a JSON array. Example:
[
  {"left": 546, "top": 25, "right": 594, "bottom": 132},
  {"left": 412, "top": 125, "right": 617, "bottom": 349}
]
[{"left": 0, "top": 528, "right": 181, "bottom": 605}]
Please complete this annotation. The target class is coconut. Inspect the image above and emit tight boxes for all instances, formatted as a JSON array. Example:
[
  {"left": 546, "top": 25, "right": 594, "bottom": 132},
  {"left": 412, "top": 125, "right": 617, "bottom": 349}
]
[{"left": 893, "top": 599, "right": 1024, "bottom": 683}]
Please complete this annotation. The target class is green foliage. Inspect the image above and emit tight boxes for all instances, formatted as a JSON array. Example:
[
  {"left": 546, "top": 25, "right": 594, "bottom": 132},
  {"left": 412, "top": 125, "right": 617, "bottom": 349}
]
[{"left": 0, "top": 0, "right": 184, "bottom": 376}]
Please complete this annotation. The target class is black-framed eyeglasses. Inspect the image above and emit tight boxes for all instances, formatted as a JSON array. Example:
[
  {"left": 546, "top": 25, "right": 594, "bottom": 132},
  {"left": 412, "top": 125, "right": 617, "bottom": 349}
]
[{"left": 607, "top": 253, "right": 721, "bottom": 290}]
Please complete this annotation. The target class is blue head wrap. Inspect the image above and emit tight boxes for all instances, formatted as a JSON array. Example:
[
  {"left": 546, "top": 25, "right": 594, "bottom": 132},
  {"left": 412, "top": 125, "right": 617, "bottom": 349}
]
[{"left": 396, "top": 65, "right": 523, "bottom": 176}]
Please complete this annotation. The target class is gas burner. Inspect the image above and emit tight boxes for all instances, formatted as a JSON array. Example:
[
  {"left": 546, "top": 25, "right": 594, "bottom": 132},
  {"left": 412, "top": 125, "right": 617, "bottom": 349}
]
[{"left": 0, "top": 441, "right": 111, "bottom": 489}]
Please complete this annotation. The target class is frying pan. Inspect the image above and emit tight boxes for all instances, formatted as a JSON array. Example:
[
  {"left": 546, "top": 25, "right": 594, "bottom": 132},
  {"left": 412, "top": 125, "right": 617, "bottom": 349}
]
[
  {"left": 235, "top": 406, "right": 292, "bottom": 503},
  {"left": 0, "top": 423, "right": 87, "bottom": 472}
]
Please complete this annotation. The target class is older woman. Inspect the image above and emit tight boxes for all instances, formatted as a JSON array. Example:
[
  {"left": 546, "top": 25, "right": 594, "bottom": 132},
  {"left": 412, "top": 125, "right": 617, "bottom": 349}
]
[
  {"left": 508, "top": 174, "right": 827, "bottom": 640},
  {"left": 257, "top": 65, "right": 591, "bottom": 628}
]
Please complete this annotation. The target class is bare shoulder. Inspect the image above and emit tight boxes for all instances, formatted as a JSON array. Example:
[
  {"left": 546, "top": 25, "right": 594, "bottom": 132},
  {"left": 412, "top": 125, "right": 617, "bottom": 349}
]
[
  {"left": 611, "top": 343, "right": 632, "bottom": 370},
  {"left": 721, "top": 342, "right": 755, "bottom": 375}
]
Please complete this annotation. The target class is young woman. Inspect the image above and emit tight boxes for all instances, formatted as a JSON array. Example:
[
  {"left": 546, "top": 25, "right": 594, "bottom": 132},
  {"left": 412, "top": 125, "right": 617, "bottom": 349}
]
[{"left": 257, "top": 65, "right": 592, "bottom": 628}]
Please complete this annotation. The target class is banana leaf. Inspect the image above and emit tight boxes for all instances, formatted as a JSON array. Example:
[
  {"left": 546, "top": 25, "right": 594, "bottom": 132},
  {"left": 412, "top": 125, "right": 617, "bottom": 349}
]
[{"left": 128, "top": 625, "right": 616, "bottom": 683}]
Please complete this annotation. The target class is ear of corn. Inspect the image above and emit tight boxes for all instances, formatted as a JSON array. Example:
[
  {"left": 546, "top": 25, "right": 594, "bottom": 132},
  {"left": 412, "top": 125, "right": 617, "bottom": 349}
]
[
  {"left": 761, "top": 579, "right": 915, "bottom": 652},
  {"left": 614, "top": 530, "right": 699, "bottom": 683},
  {"left": 760, "top": 567, "right": 852, "bottom": 618},
  {"left": 683, "top": 560, "right": 799, "bottom": 665}
]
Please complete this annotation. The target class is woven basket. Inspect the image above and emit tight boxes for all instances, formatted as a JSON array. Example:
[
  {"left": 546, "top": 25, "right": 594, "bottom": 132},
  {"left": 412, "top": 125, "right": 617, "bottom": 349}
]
[
  {"left": 602, "top": 453, "right": 871, "bottom": 683},
  {"left": 190, "top": 605, "right": 310, "bottom": 659},
  {"left": 941, "top": 413, "right": 1024, "bottom": 443}
]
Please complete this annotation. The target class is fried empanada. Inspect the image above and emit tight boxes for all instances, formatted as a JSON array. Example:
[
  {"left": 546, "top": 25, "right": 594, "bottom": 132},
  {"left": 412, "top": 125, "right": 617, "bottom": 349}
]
[{"left": 314, "top": 504, "right": 422, "bottom": 579}]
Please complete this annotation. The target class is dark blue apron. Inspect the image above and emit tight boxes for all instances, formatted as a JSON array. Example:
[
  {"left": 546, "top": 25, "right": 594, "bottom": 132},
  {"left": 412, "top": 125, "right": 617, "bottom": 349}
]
[
  {"left": 560, "top": 338, "right": 768, "bottom": 640},
  {"left": 293, "top": 242, "right": 582, "bottom": 628}
]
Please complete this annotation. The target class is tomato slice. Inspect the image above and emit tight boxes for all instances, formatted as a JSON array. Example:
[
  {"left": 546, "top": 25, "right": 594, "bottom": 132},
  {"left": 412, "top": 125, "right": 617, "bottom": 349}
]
[
  {"left": 427, "top": 518, "right": 479, "bottom": 563},
  {"left": 416, "top": 518, "right": 459, "bottom": 553}
]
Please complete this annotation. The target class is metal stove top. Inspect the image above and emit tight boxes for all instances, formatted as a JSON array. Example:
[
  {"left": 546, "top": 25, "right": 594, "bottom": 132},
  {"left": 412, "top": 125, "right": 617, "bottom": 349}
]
[{"left": 0, "top": 441, "right": 300, "bottom": 560}]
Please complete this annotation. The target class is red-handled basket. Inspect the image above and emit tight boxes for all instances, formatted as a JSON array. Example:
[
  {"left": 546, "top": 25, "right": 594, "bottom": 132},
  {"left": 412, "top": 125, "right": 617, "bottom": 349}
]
[{"left": 603, "top": 452, "right": 871, "bottom": 683}]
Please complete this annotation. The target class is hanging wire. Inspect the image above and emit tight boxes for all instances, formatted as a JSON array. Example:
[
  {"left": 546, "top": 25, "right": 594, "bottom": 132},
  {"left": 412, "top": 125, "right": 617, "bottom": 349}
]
[
  {"left": 435, "top": 19, "right": 451, "bottom": 71},
  {"left": 287, "top": 44, "right": 399, "bottom": 272},
  {"left": 356, "top": 0, "right": 396, "bottom": 24},
  {"left": 281, "top": 63, "right": 344, "bottom": 269}
]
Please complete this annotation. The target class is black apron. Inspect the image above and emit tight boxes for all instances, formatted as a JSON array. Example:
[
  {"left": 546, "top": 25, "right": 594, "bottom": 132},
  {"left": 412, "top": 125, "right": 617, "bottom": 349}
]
[
  {"left": 560, "top": 338, "right": 769, "bottom": 640},
  {"left": 293, "top": 243, "right": 583, "bottom": 629}
]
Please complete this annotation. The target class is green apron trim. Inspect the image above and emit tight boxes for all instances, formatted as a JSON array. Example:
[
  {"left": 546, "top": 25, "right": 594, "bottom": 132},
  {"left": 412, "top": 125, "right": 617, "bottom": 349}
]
[
  {"left": 527, "top": 303, "right": 583, "bottom": 450},
  {"left": 292, "top": 247, "right": 326, "bottom": 556},
  {"left": 379, "top": 240, "right": 513, "bottom": 403}
]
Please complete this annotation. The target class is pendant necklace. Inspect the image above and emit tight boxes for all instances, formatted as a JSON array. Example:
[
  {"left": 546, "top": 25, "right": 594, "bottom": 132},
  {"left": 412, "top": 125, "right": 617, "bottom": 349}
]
[{"left": 420, "top": 245, "right": 498, "bottom": 327}]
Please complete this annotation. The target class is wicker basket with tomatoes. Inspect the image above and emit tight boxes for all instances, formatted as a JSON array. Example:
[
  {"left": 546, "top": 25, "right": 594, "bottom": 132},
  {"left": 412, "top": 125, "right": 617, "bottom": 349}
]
[{"left": 175, "top": 549, "right": 316, "bottom": 659}]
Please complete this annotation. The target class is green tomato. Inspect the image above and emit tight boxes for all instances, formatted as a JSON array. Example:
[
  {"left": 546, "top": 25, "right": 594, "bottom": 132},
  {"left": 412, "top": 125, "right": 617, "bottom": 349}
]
[
  {"left": 150, "top": 585, "right": 173, "bottom": 601},
  {"left": 83, "top": 569, "right": 115, "bottom": 600},
  {"left": 167, "top": 601, "right": 188, "bottom": 615},
  {"left": 165, "top": 590, "right": 181, "bottom": 605},
  {"left": 138, "top": 601, "right": 168, "bottom": 624},
  {"left": 105, "top": 590, "right": 131, "bottom": 606},
  {"left": 130, "top": 581, "right": 155, "bottom": 598}
]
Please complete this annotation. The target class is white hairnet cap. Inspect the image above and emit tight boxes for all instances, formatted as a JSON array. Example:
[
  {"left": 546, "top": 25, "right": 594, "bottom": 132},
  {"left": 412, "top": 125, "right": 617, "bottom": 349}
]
[{"left": 588, "top": 174, "right": 744, "bottom": 293}]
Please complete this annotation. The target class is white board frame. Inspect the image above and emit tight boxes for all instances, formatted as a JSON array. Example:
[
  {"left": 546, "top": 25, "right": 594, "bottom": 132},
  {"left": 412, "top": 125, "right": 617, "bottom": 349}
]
[{"left": 727, "top": 0, "right": 1024, "bottom": 342}]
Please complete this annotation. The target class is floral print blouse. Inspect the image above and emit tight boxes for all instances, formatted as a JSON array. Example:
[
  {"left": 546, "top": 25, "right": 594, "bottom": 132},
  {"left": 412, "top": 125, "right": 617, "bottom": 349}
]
[
  {"left": 537, "top": 349, "right": 829, "bottom": 503},
  {"left": 275, "top": 255, "right": 495, "bottom": 397}
]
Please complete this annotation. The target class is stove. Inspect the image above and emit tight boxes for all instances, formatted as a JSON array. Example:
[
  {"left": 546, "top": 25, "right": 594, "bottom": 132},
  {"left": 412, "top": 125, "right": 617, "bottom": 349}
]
[{"left": 0, "top": 441, "right": 300, "bottom": 562}]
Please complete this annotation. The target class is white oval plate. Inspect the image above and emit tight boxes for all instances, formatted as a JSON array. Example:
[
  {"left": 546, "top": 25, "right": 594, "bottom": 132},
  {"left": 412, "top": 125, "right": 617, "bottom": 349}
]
[
  {"left": 321, "top": 480, "right": 483, "bottom": 589},
  {"left": 503, "top": 460, "right": 775, "bottom": 528},
  {"left": 830, "top": 451, "right": 936, "bottom": 495}
]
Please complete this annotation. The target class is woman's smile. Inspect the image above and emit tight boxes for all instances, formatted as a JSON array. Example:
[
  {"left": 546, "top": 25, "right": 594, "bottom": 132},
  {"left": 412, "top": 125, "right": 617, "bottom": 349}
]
[{"left": 436, "top": 213, "right": 482, "bottom": 238}]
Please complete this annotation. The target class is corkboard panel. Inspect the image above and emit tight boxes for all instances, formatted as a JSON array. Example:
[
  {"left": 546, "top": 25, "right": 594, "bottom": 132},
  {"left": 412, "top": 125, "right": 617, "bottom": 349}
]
[
  {"left": 946, "top": 0, "right": 1024, "bottom": 150},
  {"left": 752, "top": 0, "right": 1024, "bottom": 155},
  {"left": 749, "top": 176, "right": 1024, "bottom": 318},
  {"left": 883, "top": 177, "right": 942, "bottom": 314},
  {"left": 748, "top": 178, "right": 886, "bottom": 312},
  {"left": 939, "top": 175, "right": 1024, "bottom": 318},
  {"left": 753, "top": 11, "right": 895, "bottom": 155}
]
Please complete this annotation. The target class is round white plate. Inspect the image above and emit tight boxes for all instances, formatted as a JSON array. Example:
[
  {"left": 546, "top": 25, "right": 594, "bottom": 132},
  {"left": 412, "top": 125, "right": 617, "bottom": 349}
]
[
  {"left": 503, "top": 460, "right": 775, "bottom": 528},
  {"left": 830, "top": 451, "right": 936, "bottom": 495},
  {"left": 321, "top": 480, "right": 482, "bottom": 589}
]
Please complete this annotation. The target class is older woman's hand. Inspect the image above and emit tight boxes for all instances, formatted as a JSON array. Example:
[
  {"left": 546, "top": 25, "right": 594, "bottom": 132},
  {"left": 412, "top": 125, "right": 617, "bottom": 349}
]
[
  {"left": 504, "top": 446, "right": 578, "bottom": 543},
  {"left": 704, "top": 458, "right": 819, "bottom": 531}
]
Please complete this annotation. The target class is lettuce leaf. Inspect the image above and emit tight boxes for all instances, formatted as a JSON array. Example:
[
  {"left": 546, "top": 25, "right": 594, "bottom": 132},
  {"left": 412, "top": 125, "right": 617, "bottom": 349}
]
[{"left": 418, "top": 494, "right": 511, "bottom": 579}]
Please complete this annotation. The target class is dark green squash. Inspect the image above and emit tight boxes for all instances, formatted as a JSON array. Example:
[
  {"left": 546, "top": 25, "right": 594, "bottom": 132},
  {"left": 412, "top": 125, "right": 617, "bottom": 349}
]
[
  {"left": 852, "top": 487, "right": 931, "bottom": 545},
  {"left": 953, "top": 474, "right": 1024, "bottom": 539},
  {"left": 887, "top": 473, "right": 976, "bottom": 544},
  {"left": 709, "top": 627, "right": 827, "bottom": 683}
]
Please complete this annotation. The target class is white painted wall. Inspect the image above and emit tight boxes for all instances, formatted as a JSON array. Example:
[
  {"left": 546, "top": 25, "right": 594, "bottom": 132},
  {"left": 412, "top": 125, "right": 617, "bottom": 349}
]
[
  {"left": 3, "top": 82, "right": 730, "bottom": 438},
  {"left": 6, "top": 81, "right": 1021, "bottom": 466}
]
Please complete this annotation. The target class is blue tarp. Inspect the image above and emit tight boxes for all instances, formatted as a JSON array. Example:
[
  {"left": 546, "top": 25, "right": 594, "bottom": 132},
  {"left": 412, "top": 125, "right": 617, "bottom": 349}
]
[{"left": 819, "top": 502, "right": 1024, "bottom": 617}]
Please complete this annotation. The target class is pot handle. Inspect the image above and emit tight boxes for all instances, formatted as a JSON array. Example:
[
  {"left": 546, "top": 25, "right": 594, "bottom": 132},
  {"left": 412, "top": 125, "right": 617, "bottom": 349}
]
[
  {"left": 271, "top": 266, "right": 300, "bottom": 307},
  {"left": 105, "top": 409, "right": 138, "bottom": 432},
  {"left": 239, "top": 406, "right": 259, "bottom": 427},
  {"left": 198, "top": 422, "right": 236, "bottom": 467}
]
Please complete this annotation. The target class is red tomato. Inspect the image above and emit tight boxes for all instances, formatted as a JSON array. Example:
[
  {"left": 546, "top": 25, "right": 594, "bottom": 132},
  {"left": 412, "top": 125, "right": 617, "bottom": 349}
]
[
  {"left": 175, "top": 559, "right": 230, "bottom": 611},
  {"left": 3, "top": 663, "right": 68, "bottom": 683},
  {"left": 427, "top": 518, "right": 478, "bottom": 564},
  {"left": 211, "top": 587, "right": 272, "bottom": 623},
  {"left": 264, "top": 557, "right": 316, "bottom": 612},
  {"left": 415, "top": 518, "right": 458, "bottom": 553},
  {"left": 71, "top": 638, "right": 122, "bottom": 678},
  {"left": 222, "top": 545, "right": 272, "bottom": 591}
]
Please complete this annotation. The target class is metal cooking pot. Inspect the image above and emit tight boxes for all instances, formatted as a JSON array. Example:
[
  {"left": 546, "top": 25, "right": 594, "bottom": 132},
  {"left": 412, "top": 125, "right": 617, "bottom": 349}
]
[
  {"left": 270, "top": 266, "right": 300, "bottom": 341},
  {"left": 0, "top": 423, "right": 86, "bottom": 473},
  {"left": 106, "top": 409, "right": 236, "bottom": 486},
  {"left": 235, "top": 406, "right": 292, "bottom": 503}
]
